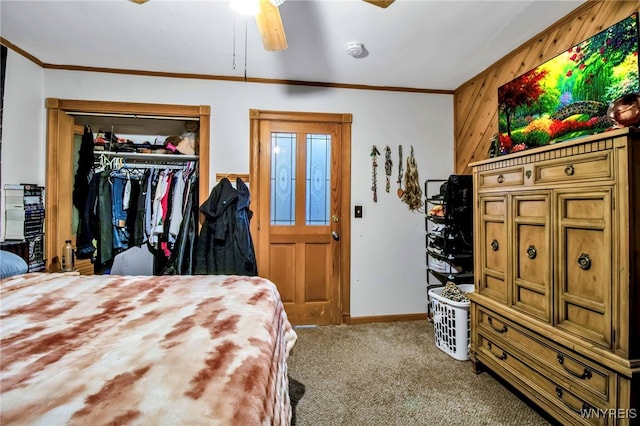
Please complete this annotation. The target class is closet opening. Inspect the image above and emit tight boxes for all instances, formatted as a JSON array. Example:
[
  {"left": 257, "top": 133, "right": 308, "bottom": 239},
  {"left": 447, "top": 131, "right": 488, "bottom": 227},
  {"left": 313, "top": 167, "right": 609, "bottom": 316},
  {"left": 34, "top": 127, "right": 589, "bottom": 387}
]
[{"left": 45, "top": 99, "right": 210, "bottom": 275}]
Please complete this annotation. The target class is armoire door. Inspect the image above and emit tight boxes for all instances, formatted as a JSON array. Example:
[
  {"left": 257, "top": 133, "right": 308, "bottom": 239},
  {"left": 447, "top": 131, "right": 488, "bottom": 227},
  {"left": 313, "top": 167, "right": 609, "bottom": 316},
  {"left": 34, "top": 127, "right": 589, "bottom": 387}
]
[
  {"left": 511, "top": 192, "right": 551, "bottom": 322},
  {"left": 555, "top": 188, "right": 613, "bottom": 349},
  {"left": 476, "top": 194, "right": 509, "bottom": 304}
]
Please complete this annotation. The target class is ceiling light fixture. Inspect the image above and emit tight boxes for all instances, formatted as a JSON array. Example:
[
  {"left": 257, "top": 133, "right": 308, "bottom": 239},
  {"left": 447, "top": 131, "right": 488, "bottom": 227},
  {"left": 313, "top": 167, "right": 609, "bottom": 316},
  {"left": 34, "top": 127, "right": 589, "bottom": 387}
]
[
  {"left": 230, "top": 0, "right": 284, "bottom": 16},
  {"left": 230, "top": 0, "right": 260, "bottom": 15},
  {"left": 345, "top": 41, "right": 364, "bottom": 57}
]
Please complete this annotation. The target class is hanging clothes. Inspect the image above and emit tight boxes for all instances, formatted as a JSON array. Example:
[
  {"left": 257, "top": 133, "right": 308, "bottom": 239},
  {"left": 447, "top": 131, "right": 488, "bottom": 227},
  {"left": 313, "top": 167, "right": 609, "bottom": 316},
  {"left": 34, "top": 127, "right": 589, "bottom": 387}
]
[
  {"left": 95, "top": 172, "right": 114, "bottom": 273},
  {"left": 74, "top": 125, "right": 97, "bottom": 259},
  {"left": 75, "top": 153, "right": 198, "bottom": 275},
  {"left": 110, "top": 243, "right": 155, "bottom": 275},
  {"left": 195, "top": 177, "right": 257, "bottom": 276},
  {"left": 76, "top": 171, "right": 100, "bottom": 261},
  {"left": 160, "top": 172, "right": 198, "bottom": 275},
  {"left": 73, "top": 124, "right": 94, "bottom": 210},
  {"left": 168, "top": 169, "right": 186, "bottom": 245}
]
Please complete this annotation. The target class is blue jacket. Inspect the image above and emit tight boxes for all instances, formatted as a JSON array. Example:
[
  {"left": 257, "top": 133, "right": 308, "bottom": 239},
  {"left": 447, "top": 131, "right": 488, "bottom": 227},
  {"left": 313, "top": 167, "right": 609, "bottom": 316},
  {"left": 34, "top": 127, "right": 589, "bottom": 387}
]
[{"left": 194, "top": 177, "right": 257, "bottom": 275}]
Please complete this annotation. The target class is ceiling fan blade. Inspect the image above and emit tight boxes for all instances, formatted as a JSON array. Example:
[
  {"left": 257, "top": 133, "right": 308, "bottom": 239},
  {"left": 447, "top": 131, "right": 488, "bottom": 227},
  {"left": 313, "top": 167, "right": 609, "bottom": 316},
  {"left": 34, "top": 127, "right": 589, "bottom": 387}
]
[
  {"left": 129, "top": 0, "right": 149, "bottom": 4},
  {"left": 363, "top": 0, "right": 395, "bottom": 8},
  {"left": 255, "top": 0, "right": 287, "bottom": 51}
]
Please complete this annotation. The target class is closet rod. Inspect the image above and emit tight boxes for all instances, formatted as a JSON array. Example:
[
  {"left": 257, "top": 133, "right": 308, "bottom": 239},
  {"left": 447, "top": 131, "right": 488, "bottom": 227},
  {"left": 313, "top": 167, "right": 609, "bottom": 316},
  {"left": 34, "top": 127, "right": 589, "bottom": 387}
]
[
  {"left": 68, "top": 112, "right": 199, "bottom": 121},
  {"left": 121, "top": 163, "right": 190, "bottom": 170},
  {"left": 95, "top": 150, "right": 198, "bottom": 162}
]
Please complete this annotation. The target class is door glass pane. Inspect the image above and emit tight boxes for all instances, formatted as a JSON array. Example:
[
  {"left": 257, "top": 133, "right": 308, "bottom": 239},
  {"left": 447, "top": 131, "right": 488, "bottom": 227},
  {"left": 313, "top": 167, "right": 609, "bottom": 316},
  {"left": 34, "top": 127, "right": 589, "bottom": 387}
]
[
  {"left": 306, "top": 134, "right": 331, "bottom": 226},
  {"left": 271, "top": 132, "right": 296, "bottom": 225}
]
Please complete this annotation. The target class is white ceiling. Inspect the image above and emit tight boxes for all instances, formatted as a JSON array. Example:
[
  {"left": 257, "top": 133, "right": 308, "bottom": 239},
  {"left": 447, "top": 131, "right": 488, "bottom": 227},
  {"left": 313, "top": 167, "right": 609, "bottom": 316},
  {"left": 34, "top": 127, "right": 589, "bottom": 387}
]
[{"left": 0, "top": 0, "right": 586, "bottom": 91}]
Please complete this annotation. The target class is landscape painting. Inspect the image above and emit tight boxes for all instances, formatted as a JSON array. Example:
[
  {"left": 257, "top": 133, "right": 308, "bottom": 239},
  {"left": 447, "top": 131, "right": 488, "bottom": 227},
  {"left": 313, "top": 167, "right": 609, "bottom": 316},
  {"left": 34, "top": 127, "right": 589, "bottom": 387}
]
[{"left": 496, "top": 13, "right": 639, "bottom": 155}]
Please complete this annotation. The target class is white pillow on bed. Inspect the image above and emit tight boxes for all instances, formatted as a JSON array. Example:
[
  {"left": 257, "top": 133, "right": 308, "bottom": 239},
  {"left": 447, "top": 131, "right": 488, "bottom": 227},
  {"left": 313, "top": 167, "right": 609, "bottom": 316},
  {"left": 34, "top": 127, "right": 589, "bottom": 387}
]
[{"left": 0, "top": 250, "right": 29, "bottom": 279}]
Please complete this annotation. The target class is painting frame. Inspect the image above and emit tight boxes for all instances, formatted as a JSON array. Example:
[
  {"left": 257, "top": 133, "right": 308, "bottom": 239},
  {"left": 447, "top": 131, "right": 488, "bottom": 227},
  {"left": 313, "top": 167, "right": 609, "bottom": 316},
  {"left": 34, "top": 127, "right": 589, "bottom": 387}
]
[{"left": 496, "top": 13, "right": 640, "bottom": 156}]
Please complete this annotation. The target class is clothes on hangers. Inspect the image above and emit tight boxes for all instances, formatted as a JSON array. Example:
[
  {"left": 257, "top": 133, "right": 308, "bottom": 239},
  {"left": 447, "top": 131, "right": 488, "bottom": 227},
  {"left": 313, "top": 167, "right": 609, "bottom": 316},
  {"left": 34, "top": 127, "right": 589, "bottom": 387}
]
[
  {"left": 96, "top": 172, "right": 113, "bottom": 271},
  {"left": 76, "top": 157, "right": 198, "bottom": 275},
  {"left": 160, "top": 172, "right": 198, "bottom": 276},
  {"left": 73, "top": 125, "right": 94, "bottom": 212},
  {"left": 110, "top": 168, "right": 132, "bottom": 251},
  {"left": 110, "top": 243, "right": 154, "bottom": 276},
  {"left": 168, "top": 169, "right": 186, "bottom": 245},
  {"left": 76, "top": 171, "right": 100, "bottom": 260}
]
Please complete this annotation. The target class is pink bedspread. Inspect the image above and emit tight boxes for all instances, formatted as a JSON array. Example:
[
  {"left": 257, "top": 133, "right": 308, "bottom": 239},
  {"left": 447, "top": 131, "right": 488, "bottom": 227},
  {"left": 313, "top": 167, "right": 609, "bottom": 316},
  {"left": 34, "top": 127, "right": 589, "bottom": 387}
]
[{"left": 1, "top": 272, "right": 297, "bottom": 425}]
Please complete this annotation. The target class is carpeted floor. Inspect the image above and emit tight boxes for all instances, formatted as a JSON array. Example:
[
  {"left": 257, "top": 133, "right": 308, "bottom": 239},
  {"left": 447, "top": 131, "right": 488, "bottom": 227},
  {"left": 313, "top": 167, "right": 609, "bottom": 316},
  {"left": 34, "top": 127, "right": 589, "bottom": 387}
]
[{"left": 287, "top": 320, "right": 557, "bottom": 426}]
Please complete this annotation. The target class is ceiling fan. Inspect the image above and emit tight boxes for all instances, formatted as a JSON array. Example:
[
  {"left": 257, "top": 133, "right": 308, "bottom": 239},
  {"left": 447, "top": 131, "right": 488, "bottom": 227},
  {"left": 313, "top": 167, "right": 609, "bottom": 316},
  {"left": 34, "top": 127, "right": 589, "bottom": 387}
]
[
  {"left": 129, "top": 0, "right": 394, "bottom": 52},
  {"left": 363, "top": 0, "right": 395, "bottom": 8}
]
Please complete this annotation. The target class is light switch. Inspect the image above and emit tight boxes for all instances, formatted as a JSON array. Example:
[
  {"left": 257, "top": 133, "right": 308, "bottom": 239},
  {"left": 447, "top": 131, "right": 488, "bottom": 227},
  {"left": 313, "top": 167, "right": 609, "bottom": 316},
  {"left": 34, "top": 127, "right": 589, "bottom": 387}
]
[{"left": 355, "top": 205, "right": 363, "bottom": 218}]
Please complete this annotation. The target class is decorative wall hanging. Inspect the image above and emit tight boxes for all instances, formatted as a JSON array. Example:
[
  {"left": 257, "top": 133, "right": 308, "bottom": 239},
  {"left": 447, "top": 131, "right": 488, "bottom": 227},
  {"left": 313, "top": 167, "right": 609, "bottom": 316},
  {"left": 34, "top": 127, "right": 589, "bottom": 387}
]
[
  {"left": 497, "top": 12, "right": 639, "bottom": 156},
  {"left": 401, "top": 146, "right": 423, "bottom": 212},
  {"left": 384, "top": 145, "right": 392, "bottom": 193},
  {"left": 370, "top": 145, "right": 380, "bottom": 202},
  {"left": 396, "top": 144, "right": 404, "bottom": 198}
]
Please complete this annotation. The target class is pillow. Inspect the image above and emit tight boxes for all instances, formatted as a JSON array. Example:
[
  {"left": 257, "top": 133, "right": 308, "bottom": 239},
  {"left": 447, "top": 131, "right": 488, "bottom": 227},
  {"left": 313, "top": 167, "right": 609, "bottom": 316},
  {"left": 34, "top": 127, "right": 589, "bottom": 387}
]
[{"left": 0, "top": 250, "right": 29, "bottom": 279}]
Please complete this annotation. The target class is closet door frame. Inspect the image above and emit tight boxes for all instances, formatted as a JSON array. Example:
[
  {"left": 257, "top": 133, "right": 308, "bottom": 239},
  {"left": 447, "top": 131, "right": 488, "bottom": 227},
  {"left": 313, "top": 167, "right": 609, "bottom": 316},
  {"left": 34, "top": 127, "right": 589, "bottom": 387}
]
[{"left": 45, "top": 98, "right": 210, "bottom": 272}]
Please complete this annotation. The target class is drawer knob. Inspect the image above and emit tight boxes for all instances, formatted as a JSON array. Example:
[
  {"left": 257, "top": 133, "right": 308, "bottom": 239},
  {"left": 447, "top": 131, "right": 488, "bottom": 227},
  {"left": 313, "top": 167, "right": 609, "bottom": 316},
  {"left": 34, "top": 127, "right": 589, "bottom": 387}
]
[
  {"left": 555, "top": 386, "right": 590, "bottom": 414},
  {"left": 490, "top": 239, "right": 499, "bottom": 251},
  {"left": 488, "top": 317, "right": 508, "bottom": 333},
  {"left": 564, "top": 164, "right": 575, "bottom": 176},
  {"left": 577, "top": 253, "right": 592, "bottom": 270},
  {"left": 496, "top": 174, "right": 505, "bottom": 184},
  {"left": 556, "top": 353, "right": 592, "bottom": 380},
  {"left": 526, "top": 245, "right": 537, "bottom": 260}
]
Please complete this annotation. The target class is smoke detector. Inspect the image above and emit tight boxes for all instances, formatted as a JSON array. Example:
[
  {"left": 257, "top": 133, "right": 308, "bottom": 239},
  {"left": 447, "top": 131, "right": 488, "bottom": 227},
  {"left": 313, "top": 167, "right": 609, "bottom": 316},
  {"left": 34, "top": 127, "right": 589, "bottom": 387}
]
[{"left": 345, "top": 41, "right": 364, "bottom": 57}]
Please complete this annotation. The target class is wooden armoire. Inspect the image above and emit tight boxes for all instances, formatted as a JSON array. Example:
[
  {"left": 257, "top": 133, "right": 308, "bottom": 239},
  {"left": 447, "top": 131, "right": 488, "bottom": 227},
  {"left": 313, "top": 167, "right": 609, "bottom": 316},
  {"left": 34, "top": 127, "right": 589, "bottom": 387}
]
[
  {"left": 469, "top": 127, "right": 639, "bottom": 425},
  {"left": 45, "top": 98, "right": 210, "bottom": 273}
]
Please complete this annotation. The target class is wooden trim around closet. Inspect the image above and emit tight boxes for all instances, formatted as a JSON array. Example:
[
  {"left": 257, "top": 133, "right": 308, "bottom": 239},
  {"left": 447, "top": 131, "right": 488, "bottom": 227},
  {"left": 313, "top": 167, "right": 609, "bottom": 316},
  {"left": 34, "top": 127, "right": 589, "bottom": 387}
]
[{"left": 44, "top": 98, "right": 210, "bottom": 272}]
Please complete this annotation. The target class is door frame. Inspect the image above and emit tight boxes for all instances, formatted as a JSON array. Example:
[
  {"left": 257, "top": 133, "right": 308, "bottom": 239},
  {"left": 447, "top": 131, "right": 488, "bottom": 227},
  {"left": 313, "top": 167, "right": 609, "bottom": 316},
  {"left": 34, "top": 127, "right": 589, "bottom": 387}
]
[
  {"left": 45, "top": 98, "right": 210, "bottom": 271},
  {"left": 249, "top": 109, "right": 352, "bottom": 324}
]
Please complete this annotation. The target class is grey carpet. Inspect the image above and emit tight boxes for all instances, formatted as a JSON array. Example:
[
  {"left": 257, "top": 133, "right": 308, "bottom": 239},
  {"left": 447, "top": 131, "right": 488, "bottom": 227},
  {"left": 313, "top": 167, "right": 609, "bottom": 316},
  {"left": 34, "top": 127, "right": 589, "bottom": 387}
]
[{"left": 287, "top": 320, "right": 555, "bottom": 426}]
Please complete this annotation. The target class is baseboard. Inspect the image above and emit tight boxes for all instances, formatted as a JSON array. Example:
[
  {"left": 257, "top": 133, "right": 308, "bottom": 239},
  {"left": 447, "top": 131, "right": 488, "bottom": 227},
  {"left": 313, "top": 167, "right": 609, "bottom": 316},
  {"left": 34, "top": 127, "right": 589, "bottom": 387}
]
[{"left": 350, "top": 313, "right": 428, "bottom": 325}]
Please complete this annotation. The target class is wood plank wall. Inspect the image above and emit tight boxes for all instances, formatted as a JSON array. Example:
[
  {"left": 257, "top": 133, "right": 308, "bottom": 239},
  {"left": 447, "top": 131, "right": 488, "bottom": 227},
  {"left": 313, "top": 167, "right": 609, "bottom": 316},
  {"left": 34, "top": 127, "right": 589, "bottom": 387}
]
[{"left": 453, "top": 0, "right": 640, "bottom": 174}]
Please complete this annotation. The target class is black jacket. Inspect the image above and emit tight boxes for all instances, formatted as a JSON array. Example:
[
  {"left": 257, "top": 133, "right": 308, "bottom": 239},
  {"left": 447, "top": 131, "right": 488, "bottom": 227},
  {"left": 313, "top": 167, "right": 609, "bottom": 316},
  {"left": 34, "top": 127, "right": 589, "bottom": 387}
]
[
  {"left": 74, "top": 125, "right": 97, "bottom": 259},
  {"left": 194, "top": 177, "right": 257, "bottom": 275}
]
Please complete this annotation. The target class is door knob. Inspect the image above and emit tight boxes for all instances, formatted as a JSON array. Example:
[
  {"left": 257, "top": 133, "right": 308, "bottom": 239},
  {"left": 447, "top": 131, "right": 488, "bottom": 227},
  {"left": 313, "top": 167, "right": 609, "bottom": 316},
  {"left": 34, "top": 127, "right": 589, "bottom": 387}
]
[{"left": 331, "top": 231, "right": 340, "bottom": 241}]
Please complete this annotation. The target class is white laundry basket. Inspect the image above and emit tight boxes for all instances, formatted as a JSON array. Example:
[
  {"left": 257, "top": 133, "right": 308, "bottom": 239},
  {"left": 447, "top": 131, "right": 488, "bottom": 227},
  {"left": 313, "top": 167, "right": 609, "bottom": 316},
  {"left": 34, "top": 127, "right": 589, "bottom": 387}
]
[{"left": 428, "top": 284, "right": 474, "bottom": 361}]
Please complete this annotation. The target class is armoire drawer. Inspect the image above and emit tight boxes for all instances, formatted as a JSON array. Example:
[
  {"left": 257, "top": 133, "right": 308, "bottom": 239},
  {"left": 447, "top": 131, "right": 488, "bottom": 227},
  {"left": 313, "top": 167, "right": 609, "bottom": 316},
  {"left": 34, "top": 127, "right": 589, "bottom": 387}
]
[
  {"left": 532, "top": 151, "right": 613, "bottom": 185},
  {"left": 477, "top": 166, "right": 525, "bottom": 189},
  {"left": 476, "top": 334, "right": 609, "bottom": 426},
  {"left": 476, "top": 307, "right": 615, "bottom": 406}
]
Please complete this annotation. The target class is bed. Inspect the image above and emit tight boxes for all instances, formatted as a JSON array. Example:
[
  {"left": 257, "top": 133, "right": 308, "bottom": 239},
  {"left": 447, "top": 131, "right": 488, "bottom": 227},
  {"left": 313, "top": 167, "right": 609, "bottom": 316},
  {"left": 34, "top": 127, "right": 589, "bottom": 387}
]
[{"left": 0, "top": 272, "right": 297, "bottom": 425}]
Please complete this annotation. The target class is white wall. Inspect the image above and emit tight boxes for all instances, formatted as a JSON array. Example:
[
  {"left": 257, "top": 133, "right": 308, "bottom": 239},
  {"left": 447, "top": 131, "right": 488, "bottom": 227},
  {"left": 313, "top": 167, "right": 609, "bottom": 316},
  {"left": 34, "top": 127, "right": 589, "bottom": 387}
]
[
  {"left": 1, "top": 50, "right": 46, "bottom": 241},
  {"left": 1, "top": 52, "right": 45, "bottom": 187},
  {"left": 2, "top": 54, "right": 455, "bottom": 318}
]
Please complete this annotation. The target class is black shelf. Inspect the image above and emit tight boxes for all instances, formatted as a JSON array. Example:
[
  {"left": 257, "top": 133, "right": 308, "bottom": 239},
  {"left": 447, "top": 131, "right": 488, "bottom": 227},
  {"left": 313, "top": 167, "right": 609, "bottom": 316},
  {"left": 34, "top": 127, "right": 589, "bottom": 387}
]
[
  {"left": 427, "top": 268, "right": 474, "bottom": 284},
  {"left": 427, "top": 249, "right": 473, "bottom": 261},
  {"left": 425, "top": 176, "right": 474, "bottom": 321},
  {"left": 426, "top": 197, "right": 445, "bottom": 204}
]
